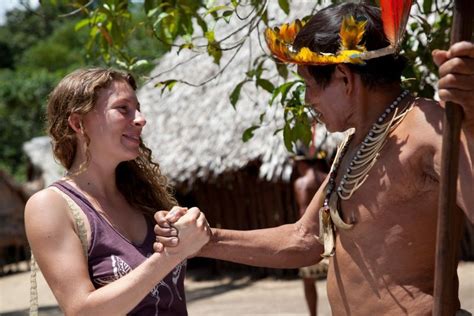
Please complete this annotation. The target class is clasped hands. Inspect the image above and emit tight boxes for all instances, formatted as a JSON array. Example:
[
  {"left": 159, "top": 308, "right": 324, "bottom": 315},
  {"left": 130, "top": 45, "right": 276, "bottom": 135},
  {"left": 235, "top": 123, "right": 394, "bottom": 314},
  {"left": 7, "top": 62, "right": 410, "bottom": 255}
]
[{"left": 153, "top": 206, "right": 210, "bottom": 257}]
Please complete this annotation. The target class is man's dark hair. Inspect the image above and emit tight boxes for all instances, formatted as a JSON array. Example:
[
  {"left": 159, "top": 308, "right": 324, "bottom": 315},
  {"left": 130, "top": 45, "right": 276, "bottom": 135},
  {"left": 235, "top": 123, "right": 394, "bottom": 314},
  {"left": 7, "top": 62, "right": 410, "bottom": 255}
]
[{"left": 293, "top": 2, "right": 407, "bottom": 89}]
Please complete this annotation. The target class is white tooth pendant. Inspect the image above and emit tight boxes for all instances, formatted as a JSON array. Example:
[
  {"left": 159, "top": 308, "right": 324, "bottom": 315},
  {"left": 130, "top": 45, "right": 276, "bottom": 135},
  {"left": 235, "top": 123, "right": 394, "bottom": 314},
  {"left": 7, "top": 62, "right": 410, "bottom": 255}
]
[
  {"left": 315, "top": 206, "right": 325, "bottom": 245},
  {"left": 314, "top": 182, "right": 328, "bottom": 245},
  {"left": 329, "top": 192, "right": 353, "bottom": 230},
  {"left": 319, "top": 205, "right": 335, "bottom": 257}
]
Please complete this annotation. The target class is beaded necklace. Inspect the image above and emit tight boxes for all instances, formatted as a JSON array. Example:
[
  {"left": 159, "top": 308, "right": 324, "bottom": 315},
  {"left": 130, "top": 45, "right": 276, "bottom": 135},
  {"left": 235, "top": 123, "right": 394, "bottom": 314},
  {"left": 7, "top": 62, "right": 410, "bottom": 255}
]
[{"left": 317, "top": 90, "right": 413, "bottom": 257}]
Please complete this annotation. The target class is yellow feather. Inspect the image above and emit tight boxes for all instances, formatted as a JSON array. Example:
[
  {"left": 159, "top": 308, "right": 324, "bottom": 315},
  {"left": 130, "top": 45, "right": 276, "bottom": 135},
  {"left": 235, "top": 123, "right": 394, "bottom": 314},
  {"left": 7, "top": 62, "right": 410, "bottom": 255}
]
[
  {"left": 265, "top": 17, "right": 366, "bottom": 65},
  {"left": 339, "top": 16, "right": 367, "bottom": 51}
]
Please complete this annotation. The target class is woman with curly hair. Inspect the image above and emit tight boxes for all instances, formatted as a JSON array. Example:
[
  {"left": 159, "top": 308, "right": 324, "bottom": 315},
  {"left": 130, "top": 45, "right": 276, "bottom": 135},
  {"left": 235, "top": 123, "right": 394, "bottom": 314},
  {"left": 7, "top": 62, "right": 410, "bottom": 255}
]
[{"left": 25, "top": 68, "right": 210, "bottom": 315}]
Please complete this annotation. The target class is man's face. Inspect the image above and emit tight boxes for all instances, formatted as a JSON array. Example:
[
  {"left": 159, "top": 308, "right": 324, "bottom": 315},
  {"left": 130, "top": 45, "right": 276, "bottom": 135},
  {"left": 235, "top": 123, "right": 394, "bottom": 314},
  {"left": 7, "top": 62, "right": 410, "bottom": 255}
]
[{"left": 297, "top": 65, "right": 351, "bottom": 132}]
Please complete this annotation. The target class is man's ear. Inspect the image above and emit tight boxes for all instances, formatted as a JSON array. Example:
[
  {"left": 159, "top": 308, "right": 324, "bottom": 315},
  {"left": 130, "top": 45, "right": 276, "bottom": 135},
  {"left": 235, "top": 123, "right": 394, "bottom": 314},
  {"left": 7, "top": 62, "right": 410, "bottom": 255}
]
[
  {"left": 68, "top": 113, "right": 84, "bottom": 135},
  {"left": 334, "top": 64, "right": 355, "bottom": 95}
]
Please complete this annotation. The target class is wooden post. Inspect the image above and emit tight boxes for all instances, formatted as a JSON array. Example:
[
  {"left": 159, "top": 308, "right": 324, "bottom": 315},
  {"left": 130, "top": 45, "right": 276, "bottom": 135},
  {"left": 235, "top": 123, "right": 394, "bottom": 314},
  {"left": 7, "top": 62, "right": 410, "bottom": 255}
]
[{"left": 433, "top": 0, "right": 474, "bottom": 314}]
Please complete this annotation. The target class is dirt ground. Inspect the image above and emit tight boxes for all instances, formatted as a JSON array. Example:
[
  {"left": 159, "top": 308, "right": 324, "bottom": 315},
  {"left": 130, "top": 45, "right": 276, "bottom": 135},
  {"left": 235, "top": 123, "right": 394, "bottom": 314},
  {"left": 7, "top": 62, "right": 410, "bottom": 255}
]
[{"left": 1, "top": 261, "right": 473, "bottom": 315}]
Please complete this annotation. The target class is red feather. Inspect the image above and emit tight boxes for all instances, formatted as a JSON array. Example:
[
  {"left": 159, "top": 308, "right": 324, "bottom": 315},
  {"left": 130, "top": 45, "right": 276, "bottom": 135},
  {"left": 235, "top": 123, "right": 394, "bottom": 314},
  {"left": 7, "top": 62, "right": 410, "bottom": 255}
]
[{"left": 380, "top": 0, "right": 413, "bottom": 47}]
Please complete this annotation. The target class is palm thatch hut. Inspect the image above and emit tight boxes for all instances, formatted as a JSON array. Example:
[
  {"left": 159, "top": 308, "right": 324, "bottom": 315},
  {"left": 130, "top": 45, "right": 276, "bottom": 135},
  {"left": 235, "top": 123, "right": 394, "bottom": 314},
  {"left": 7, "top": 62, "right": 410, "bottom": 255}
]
[{"left": 0, "top": 170, "right": 29, "bottom": 273}]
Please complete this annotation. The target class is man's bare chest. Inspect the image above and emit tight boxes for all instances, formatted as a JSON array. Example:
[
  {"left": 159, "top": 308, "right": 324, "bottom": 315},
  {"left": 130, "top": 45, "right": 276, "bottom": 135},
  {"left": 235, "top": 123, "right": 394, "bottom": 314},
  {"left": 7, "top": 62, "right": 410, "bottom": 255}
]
[{"left": 333, "top": 135, "right": 438, "bottom": 226}]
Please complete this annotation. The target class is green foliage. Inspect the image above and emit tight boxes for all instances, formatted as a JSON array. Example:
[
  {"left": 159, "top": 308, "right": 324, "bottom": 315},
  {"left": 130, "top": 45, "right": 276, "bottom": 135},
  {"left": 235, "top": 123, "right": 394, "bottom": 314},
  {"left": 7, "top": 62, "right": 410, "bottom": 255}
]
[
  {"left": 401, "top": 2, "right": 452, "bottom": 97},
  {"left": 0, "top": 4, "right": 84, "bottom": 179},
  {"left": 57, "top": 0, "right": 454, "bottom": 154},
  {"left": 0, "top": 0, "right": 457, "bottom": 181},
  {"left": 271, "top": 80, "right": 312, "bottom": 151},
  {"left": 0, "top": 69, "right": 59, "bottom": 179},
  {"left": 19, "top": 21, "right": 88, "bottom": 72}
]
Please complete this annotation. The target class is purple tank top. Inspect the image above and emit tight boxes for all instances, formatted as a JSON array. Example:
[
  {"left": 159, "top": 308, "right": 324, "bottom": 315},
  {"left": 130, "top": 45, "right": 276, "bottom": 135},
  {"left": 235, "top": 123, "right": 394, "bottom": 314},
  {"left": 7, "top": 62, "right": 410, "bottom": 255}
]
[{"left": 52, "top": 181, "right": 187, "bottom": 316}]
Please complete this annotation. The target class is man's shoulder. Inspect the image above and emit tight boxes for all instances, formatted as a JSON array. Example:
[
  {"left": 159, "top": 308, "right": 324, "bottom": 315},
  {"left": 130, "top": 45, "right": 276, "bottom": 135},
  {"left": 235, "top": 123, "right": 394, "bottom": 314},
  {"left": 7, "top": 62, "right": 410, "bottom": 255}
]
[
  {"left": 405, "top": 97, "right": 443, "bottom": 131},
  {"left": 393, "top": 97, "right": 444, "bottom": 150},
  {"left": 412, "top": 97, "right": 441, "bottom": 110}
]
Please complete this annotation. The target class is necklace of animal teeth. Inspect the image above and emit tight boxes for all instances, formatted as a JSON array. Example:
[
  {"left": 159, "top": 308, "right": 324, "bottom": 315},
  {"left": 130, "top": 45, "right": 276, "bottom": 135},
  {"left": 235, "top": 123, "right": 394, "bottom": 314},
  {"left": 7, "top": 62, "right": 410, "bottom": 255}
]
[{"left": 316, "top": 90, "right": 413, "bottom": 257}]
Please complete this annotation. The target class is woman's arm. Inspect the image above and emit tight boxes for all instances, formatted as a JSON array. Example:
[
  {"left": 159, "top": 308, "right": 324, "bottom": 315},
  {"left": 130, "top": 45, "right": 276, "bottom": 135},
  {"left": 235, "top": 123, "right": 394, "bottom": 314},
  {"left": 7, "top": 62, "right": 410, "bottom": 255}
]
[{"left": 25, "top": 189, "right": 208, "bottom": 315}]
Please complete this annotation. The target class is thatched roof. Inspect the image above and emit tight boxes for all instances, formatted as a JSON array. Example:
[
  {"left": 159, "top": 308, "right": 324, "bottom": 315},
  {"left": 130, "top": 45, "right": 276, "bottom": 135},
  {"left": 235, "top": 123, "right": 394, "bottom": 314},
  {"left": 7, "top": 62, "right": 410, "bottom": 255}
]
[
  {"left": 23, "top": 2, "right": 342, "bottom": 188},
  {"left": 0, "top": 171, "right": 26, "bottom": 239},
  {"left": 138, "top": 2, "right": 342, "bottom": 187},
  {"left": 23, "top": 136, "right": 63, "bottom": 187}
]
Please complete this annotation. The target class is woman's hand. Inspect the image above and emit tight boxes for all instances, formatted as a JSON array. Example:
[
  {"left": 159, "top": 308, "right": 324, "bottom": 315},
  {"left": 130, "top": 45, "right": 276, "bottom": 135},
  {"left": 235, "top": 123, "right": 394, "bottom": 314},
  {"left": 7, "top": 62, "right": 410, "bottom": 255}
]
[
  {"left": 153, "top": 206, "right": 187, "bottom": 252},
  {"left": 154, "top": 206, "right": 210, "bottom": 258},
  {"left": 168, "top": 207, "right": 211, "bottom": 258}
]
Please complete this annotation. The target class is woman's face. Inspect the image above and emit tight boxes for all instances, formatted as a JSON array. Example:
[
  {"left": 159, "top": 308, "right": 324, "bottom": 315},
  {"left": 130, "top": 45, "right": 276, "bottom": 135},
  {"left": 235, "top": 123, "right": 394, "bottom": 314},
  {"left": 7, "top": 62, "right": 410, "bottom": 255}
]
[
  {"left": 298, "top": 66, "right": 352, "bottom": 132},
  {"left": 81, "top": 79, "right": 146, "bottom": 163}
]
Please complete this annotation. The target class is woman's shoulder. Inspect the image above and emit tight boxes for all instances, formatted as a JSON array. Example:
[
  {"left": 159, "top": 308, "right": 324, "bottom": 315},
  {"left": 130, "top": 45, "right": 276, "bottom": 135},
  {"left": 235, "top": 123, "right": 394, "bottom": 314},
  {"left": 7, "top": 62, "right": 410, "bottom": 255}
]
[
  {"left": 25, "top": 185, "right": 73, "bottom": 237},
  {"left": 26, "top": 185, "right": 66, "bottom": 210}
]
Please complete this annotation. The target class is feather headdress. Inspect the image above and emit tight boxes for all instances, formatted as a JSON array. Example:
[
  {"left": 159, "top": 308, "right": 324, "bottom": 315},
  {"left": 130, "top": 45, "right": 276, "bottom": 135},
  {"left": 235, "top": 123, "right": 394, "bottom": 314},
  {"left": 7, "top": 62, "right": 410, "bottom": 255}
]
[{"left": 265, "top": 0, "right": 413, "bottom": 65}]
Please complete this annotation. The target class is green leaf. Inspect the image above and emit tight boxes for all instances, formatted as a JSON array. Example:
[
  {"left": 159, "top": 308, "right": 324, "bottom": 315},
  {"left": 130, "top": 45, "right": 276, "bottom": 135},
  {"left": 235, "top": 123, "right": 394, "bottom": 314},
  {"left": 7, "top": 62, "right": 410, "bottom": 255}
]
[
  {"left": 222, "top": 10, "right": 233, "bottom": 23},
  {"left": 196, "top": 15, "right": 208, "bottom": 33},
  {"left": 147, "top": 7, "right": 160, "bottom": 18},
  {"left": 205, "top": 30, "right": 215, "bottom": 42},
  {"left": 283, "top": 124, "right": 294, "bottom": 152},
  {"left": 276, "top": 63, "right": 288, "bottom": 79},
  {"left": 256, "top": 78, "right": 274, "bottom": 93},
  {"left": 144, "top": 0, "right": 156, "bottom": 13},
  {"left": 242, "top": 125, "right": 260, "bottom": 142},
  {"left": 155, "top": 79, "right": 178, "bottom": 94},
  {"left": 178, "top": 42, "right": 194, "bottom": 54},
  {"left": 115, "top": 59, "right": 129, "bottom": 69},
  {"left": 207, "top": 41, "right": 222, "bottom": 65},
  {"left": 153, "top": 12, "right": 170, "bottom": 28},
  {"left": 278, "top": 0, "right": 290, "bottom": 14},
  {"left": 230, "top": 80, "right": 247, "bottom": 108},
  {"left": 269, "top": 80, "right": 299, "bottom": 105},
  {"left": 294, "top": 121, "right": 312, "bottom": 146},
  {"left": 261, "top": 9, "right": 268, "bottom": 26},
  {"left": 423, "top": 0, "right": 433, "bottom": 13},
  {"left": 75, "top": 19, "right": 90, "bottom": 32},
  {"left": 129, "top": 59, "right": 150, "bottom": 71}
]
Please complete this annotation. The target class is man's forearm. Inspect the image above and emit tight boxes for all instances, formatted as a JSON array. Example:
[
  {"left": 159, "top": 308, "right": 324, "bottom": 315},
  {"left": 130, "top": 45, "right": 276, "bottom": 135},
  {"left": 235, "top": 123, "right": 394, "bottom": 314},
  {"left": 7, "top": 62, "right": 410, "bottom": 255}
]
[{"left": 197, "top": 223, "right": 323, "bottom": 269}]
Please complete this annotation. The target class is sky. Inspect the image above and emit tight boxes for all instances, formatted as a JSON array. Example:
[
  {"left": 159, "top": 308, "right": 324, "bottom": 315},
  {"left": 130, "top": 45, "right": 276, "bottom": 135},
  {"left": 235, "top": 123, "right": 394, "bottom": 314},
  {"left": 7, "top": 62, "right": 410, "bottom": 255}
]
[{"left": 0, "top": 0, "right": 39, "bottom": 25}]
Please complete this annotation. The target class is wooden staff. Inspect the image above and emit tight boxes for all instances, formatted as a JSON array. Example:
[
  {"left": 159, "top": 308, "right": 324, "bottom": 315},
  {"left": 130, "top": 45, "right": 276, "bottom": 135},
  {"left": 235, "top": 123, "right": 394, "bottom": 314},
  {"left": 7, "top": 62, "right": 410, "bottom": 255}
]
[{"left": 433, "top": 0, "right": 474, "bottom": 314}]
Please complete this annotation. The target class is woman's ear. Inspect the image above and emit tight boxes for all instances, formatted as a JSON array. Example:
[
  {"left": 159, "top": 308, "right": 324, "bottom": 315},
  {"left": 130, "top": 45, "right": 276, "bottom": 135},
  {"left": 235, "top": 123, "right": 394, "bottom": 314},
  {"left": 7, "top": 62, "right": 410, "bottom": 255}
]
[
  {"left": 334, "top": 64, "right": 355, "bottom": 95},
  {"left": 68, "top": 113, "right": 84, "bottom": 135}
]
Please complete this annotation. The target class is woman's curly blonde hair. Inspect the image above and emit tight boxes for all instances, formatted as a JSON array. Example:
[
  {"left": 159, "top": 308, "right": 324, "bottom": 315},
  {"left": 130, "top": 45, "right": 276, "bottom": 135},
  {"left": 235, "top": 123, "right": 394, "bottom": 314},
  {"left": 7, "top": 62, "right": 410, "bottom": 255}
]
[{"left": 47, "top": 67, "right": 177, "bottom": 216}]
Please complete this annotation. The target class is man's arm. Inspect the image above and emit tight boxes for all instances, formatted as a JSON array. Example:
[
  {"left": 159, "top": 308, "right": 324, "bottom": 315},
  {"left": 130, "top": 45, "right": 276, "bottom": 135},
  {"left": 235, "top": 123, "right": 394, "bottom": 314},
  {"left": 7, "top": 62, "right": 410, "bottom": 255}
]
[
  {"left": 155, "top": 177, "right": 328, "bottom": 268},
  {"left": 192, "top": 176, "right": 328, "bottom": 269},
  {"left": 433, "top": 41, "right": 474, "bottom": 223}
]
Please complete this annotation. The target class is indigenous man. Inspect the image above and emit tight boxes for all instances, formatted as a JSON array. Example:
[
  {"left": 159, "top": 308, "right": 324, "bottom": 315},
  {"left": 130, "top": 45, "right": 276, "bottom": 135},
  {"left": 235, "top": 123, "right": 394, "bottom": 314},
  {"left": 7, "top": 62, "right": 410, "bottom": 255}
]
[{"left": 155, "top": 3, "right": 474, "bottom": 314}]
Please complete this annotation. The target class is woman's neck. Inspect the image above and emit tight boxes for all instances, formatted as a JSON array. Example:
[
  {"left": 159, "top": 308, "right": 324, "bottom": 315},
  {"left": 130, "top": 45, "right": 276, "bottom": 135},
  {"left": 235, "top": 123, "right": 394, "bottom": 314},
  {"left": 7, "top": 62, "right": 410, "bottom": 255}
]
[{"left": 67, "top": 155, "right": 119, "bottom": 199}]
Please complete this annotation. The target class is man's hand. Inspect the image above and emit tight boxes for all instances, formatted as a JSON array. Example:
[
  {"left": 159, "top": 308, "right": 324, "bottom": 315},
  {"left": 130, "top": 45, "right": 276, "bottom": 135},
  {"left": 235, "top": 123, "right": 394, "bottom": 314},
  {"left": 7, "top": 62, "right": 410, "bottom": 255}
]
[
  {"left": 164, "top": 207, "right": 210, "bottom": 258},
  {"left": 433, "top": 41, "right": 474, "bottom": 131},
  {"left": 153, "top": 206, "right": 187, "bottom": 252}
]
